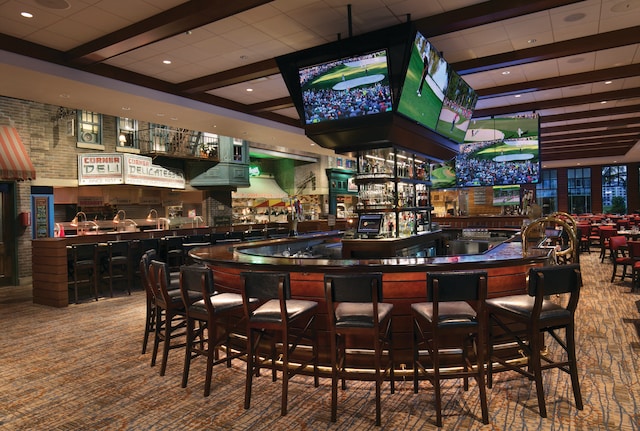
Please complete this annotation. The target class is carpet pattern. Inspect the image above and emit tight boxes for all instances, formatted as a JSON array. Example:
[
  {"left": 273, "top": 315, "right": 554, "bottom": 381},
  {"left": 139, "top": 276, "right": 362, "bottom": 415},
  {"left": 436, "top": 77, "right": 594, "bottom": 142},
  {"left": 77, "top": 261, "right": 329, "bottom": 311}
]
[{"left": 1, "top": 251, "right": 640, "bottom": 430}]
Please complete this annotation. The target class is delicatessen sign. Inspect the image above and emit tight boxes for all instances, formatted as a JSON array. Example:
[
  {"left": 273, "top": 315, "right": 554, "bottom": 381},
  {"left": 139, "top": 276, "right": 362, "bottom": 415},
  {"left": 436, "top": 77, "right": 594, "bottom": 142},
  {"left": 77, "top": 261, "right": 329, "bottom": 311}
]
[{"left": 78, "top": 153, "right": 185, "bottom": 189}]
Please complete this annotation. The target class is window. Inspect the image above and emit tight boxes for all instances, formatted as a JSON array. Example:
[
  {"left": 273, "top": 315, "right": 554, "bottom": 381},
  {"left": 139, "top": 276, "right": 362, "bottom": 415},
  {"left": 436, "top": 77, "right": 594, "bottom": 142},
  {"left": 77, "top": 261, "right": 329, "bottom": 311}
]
[
  {"left": 602, "top": 165, "right": 627, "bottom": 214},
  {"left": 76, "top": 110, "right": 102, "bottom": 148},
  {"left": 117, "top": 117, "right": 138, "bottom": 149},
  {"left": 536, "top": 169, "right": 557, "bottom": 215},
  {"left": 232, "top": 138, "right": 245, "bottom": 162},
  {"left": 567, "top": 168, "right": 591, "bottom": 214}
]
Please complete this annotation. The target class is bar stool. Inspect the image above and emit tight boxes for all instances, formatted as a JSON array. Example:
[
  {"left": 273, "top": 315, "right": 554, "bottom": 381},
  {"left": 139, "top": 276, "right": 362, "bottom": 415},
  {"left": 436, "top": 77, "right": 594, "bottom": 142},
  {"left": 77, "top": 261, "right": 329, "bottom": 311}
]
[
  {"left": 102, "top": 240, "right": 132, "bottom": 297},
  {"left": 68, "top": 243, "right": 98, "bottom": 303},
  {"left": 486, "top": 264, "right": 583, "bottom": 418},
  {"left": 163, "top": 236, "right": 184, "bottom": 272},
  {"left": 241, "top": 271, "right": 319, "bottom": 416},
  {"left": 149, "top": 260, "right": 187, "bottom": 376},
  {"left": 180, "top": 264, "right": 245, "bottom": 397},
  {"left": 412, "top": 271, "right": 489, "bottom": 427},
  {"left": 140, "top": 249, "right": 157, "bottom": 354},
  {"left": 324, "top": 273, "right": 394, "bottom": 426}
]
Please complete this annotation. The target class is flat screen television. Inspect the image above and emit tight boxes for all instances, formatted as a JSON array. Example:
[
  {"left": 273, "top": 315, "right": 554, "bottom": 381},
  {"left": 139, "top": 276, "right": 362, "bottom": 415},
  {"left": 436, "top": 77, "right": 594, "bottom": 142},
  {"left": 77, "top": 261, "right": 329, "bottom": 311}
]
[
  {"left": 492, "top": 185, "right": 521, "bottom": 206},
  {"left": 299, "top": 50, "right": 393, "bottom": 124},
  {"left": 430, "top": 159, "right": 456, "bottom": 189},
  {"left": 357, "top": 213, "right": 383, "bottom": 236},
  {"left": 455, "top": 114, "right": 540, "bottom": 187},
  {"left": 396, "top": 31, "right": 448, "bottom": 131},
  {"left": 434, "top": 68, "right": 478, "bottom": 144}
]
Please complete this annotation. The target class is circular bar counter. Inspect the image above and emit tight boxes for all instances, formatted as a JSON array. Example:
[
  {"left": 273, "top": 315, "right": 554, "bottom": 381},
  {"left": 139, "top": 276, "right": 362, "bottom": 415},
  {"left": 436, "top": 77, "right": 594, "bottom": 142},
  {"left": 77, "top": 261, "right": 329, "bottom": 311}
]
[{"left": 189, "top": 231, "right": 552, "bottom": 373}]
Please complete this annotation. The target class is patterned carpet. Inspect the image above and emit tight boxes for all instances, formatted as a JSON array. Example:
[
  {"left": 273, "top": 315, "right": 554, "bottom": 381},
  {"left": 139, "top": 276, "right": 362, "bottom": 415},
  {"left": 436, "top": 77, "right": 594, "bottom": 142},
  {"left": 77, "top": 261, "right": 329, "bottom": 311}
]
[{"left": 1, "top": 250, "right": 640, "bottom": 430}]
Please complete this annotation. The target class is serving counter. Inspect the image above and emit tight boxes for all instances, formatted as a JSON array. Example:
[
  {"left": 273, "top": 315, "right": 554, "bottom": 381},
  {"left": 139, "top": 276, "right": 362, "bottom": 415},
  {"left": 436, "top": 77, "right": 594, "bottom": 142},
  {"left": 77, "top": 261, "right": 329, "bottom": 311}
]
[{"left": 189, "top": 231, "right": 552, "bottom": 369}]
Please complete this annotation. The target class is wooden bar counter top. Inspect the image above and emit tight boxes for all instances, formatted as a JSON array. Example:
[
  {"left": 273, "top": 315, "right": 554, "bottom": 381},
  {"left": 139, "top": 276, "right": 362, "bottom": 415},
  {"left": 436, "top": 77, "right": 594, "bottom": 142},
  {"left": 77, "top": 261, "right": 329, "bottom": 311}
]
[{"left": 189, "top": 231, "right": 552, "bottom": 371}]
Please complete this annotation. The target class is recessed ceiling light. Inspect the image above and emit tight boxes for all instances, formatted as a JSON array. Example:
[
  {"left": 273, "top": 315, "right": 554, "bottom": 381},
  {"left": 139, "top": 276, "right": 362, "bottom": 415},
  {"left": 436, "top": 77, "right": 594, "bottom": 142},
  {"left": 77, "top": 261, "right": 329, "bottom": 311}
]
[
  {"left": 501, "top": 71, "right": 510, "bottom": 75},
  {"left": 611, "top": 0, "right": 640, "bottom": 13},
  {"left": 576, "top": 163, "right": 581, "bottom": 166},
  {"left": 162, "top": 60, "right": 172, "bottom": 65},
  {"left": 170, "top": 117, "right": 178, "bottom": 121},
  {"left": 564, "top": 12, "right": 586, "bottom": 22},
  {"left": 605, "top": 80, "right": 613, "bottom": 84},
  {"left": 601, "top": 101, "right": 607, "bottom": 104},
  {"left": 246, "top": 88, "right": 253, "bottom": 92},
  {"left": 527, "top": 39, "right": 537, "bottom": 44},
  {"left": 121, "top": 106, "right": 131, "bottom": 111},
  {"left": 514, "top": 94, "right": 521, "bottom": 98},
  {"left": 20, "top": 11, "right": 33, "bottom": 18}
]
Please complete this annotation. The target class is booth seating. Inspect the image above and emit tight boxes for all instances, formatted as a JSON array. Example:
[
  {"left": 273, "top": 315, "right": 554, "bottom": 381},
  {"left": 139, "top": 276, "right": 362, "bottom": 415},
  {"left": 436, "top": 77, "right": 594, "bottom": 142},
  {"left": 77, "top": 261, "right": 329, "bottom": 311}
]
[
  {"left": 324, "top": 273, "right": 394, "bottom": 426},
  {"left": 241, "top": 271, "right": 319, "bottom": 416},
  {"left": 486, "top": 264, "right": 583, "bottom": 418},
  {"left": 411, "top": 271, "right": 489, "bottom": 427},
  {"left": 179, "top": 265, "right": 245, "bottom": 397}
]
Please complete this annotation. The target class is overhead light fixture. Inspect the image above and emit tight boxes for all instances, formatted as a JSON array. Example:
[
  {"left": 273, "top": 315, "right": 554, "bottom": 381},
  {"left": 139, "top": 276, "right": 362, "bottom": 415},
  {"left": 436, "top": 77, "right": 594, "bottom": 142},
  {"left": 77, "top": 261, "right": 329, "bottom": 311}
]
[
  {"left": 162, "top": 59, "right": 172, "bottom": 65},
  {"left": 527, "top": 39, "right": 537, "bottom": 44},
  {"left": 501, "top": 71, "right": 510, "bottom": 75},
  {"left": 246, "top": 88, "right": 254, "bottom": 92},
  {"left": 605, "top": 80, "right": 613, "bottom": 85},
  {"left": 514, "top": 94, "right": 522, "bottom": 98},
  {"left": 20, "top": 12, "right": 33, "bottom": 18},
  {"left": 601, "top": 101, "right": 608, "bottom": 104}
]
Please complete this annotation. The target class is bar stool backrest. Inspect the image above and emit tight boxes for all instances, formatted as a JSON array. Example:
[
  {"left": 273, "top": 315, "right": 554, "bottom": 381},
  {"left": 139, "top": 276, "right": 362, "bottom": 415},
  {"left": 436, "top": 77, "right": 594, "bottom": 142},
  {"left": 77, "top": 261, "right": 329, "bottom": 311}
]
[
  {"left": 427, "top": 271, "right": 487, "bottom": 303},
  {"left": 180, "top": 265, "right": 214, "bottom": 309},
  {"left": 528, "top": 264, "right": 581, "bottom": 297},
  {"left": 326, "top": 273, "right": 383, "bottom": 303},
  {"left": 242, "top": 272, "right": 291, "bottom": 301}
]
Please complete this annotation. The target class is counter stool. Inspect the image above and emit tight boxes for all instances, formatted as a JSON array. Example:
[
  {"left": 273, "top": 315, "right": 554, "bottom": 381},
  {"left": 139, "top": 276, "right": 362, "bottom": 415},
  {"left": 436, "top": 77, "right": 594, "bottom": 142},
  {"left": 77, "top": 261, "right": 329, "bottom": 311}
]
[
  {"left": 68, "top": 243, "right": 98, "bottom": 304},
  {"left": 412, "top": 270, "right": 489, "bottom": 427},
  {"left": 241, "top": 271, "right": 319, "bottom": 416},
  {"left": 324, "top": 273, "right": 394, "bottom": 426},
  {"left": 149, "top": 260, "right": 187, "bottom": 376},
  {"left": 140, "top": 249, "right": 157, "bottom": 354},
  {"left": 180, "top": 265, "right": 245, "bottom": 397},
  {"left": 102, "top": 240, "right": 132, "bottom": 297},
  {"left": 486, "top": 264, "right": 583, "bottom": 418}
]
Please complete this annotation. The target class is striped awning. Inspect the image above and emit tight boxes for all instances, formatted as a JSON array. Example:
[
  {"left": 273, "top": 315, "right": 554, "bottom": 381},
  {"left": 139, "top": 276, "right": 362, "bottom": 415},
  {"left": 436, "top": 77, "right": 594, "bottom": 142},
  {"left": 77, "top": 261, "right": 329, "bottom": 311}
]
[{"left": 0, "top": 126, "right": 36, "bottom": 181}]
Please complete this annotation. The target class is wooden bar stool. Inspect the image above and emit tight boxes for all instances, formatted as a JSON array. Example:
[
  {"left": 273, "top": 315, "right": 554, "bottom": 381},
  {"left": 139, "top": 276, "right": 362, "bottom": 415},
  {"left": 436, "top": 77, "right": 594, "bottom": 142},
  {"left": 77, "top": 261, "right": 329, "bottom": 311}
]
[
  {"left": 180, "top": 265, "right": 245, "bottom": 397},
  {"left": 412, "top": 270, "right": 489, "bottom": 427},
  {"left": 241, "top": 271, "right": 319, "bottom": 416},
  {"left": 486, "top": 264, "right": 583, "bottom": 418},
  {"left": 324, "top": 272, "right": 394, "bottom": 426}
]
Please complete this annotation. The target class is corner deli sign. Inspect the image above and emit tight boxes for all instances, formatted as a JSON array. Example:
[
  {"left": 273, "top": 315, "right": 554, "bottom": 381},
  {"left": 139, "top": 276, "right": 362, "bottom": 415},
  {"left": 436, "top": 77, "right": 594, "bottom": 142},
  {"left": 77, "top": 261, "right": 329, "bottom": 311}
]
[{"left": 78, "top": 154, "right": 185, "bottom": 189}]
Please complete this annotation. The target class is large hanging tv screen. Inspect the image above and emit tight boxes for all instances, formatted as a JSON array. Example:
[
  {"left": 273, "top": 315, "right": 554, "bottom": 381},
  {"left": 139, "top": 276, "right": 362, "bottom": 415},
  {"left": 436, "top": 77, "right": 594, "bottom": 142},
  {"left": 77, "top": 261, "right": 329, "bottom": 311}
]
[
  {"left": 430, "top": 159, "right": 456, "bottom": 189},
  {"left": 455, "top": 114, "right": 540, "bottom": 187},
  {"left": 396, "top": 31, "right": 448, "bottom": 131},
  {"left": 299, "top": 50, "right": 393, "bottom": 124},
  {"left": 434, "top": 68, "right": 478, "bottom": 144}
]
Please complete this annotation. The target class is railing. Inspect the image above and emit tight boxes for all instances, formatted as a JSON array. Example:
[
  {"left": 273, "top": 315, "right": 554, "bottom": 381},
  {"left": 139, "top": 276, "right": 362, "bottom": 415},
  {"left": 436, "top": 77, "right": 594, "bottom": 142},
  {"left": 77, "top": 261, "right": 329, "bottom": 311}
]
[{"left": 135, "top": 127, "right": 219, "bottom": 160}]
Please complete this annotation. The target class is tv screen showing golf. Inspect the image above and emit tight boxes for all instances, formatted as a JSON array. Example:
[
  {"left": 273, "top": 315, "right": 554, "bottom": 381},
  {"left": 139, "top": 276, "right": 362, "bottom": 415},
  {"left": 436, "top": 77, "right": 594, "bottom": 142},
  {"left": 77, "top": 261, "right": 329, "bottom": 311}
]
[
  {"left": 430, "top": 159, "right": 456, "bottom": 189},
  {"left": 456, "top": 114, "right": 540, "bottom": 187},
  {"left": 434, "top": 68, "right": 478, "bottom": 144},
  {"left": 396, "top": 31, "right": 448, "bottom": 131},
  {"left": 298, "top": 50, "right": 393, "bottom": 124}
]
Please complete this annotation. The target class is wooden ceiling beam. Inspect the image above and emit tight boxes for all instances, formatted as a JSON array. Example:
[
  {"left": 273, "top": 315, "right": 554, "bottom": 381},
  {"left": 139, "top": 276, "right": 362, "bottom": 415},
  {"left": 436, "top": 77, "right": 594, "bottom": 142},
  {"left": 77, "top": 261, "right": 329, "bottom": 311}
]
[
  {"left": 476, "top": 64, "right": 640, "bottom": 98},
  {"left": 473, "top": 87, "right": 640, "bottom": 118},
  {"left": 453, "top": 26, "right": 640, "bottom": 75},
  {"left": 540, "top": 104, "right": 640, "bottom": 123},
  {"left": 542, "top": 117, "right": 640, "bottom": 133},
  {"left": 65, "top": 0, "right": 274, "bottom": 65}
]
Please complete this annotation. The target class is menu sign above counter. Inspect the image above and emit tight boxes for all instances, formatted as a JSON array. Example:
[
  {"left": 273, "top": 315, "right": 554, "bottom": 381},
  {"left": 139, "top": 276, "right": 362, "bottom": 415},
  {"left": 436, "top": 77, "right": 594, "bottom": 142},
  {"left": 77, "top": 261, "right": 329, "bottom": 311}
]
[{"left": 78, "top": 153, "right": 185, "bottom": 189}]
